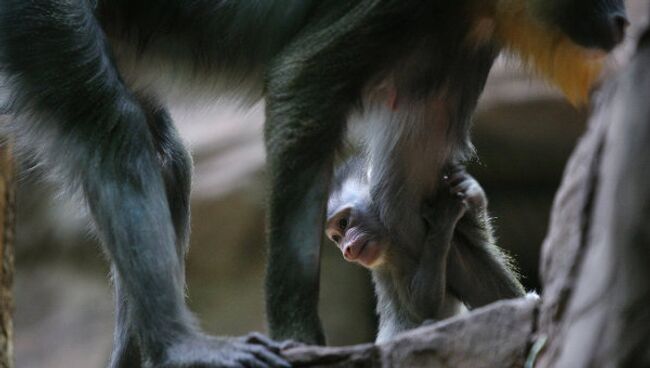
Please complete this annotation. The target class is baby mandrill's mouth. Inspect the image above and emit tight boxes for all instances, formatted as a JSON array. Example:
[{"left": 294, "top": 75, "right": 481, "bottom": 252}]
[
  {"left": 343, "top": 237, "right": 368, "bottom": 261},
  {"left": 342, "top": 231, "right": 382, "bottom": 267}
]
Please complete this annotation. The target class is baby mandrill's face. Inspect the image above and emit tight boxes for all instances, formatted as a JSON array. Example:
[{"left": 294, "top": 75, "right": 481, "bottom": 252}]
[{"left": 326, "top": 178, "right": 388, "bottom": 269}]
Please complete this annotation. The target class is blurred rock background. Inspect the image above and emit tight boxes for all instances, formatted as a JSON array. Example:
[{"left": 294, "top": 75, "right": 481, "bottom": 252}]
[{"left": 12, "top": 2, "right": 648, "bottom": 367}]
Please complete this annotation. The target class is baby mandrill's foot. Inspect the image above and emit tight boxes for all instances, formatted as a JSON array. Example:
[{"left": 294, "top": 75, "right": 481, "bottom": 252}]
[
  {"left": 423, "top": 178, "right": 467, "bottom": 231},
  {"left": 444, "top": 167, "right": 487, "bottom": 211}
]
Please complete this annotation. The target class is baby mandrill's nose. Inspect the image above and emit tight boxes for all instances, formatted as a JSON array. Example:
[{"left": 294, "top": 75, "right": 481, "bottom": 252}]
[{"left": 343, "top": 244, "right": 353, "bottom": 259}]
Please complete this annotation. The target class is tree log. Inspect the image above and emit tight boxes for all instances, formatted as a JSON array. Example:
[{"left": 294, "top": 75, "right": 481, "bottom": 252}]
[
  {"left": 536, "top": 25, "right": 650, "bottom": 368},
  {"left": 0, "top": 138, "right": 15, "bottom": 368},
  {"left": 284, "top": 297, "right": 538, "bottom": 368}
]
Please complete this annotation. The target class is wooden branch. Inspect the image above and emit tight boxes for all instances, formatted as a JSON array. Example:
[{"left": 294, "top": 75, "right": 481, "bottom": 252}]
[
  {"left": 283, "top": 297, "right": 538, "bottom": 368},
  {"left": 0, "top": 138, "right": 15, "bottom": 368},
  {"left": 537, "top": 25, "right": 650, "bottom": 368}
]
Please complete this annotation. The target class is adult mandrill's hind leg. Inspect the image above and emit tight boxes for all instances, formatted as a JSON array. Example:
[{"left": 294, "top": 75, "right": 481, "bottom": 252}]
[
  {"left": 263, "top": 46, "right": 354, "bottom": 345},
  {"left": 264, "top": 101, "right": 335, "bottom": 345},
  {"left": 0, "top": 1, "right": 288, "bottom": 367},
  {"left": 263, "top": 1, "right": 416, "bottom": 343},
  {"left": 143, "top": 102, "right": 193, "bottom": 261},
  {"left": 109, "top": 271, "right": 142, "bottom": 368},
  {"left": 109, "top": 103, "right": 193, "bottom": 368}
]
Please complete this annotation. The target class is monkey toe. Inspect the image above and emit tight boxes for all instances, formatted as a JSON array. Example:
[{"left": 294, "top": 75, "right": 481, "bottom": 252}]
[
  {"left": 444, "top": 168, "right": 468, "bottom": 186},
  {"left": 447, "top": 174, "right": 486, "bottom": 210},
  {"left": 245, "top": 332, "right": 284, "bottom": 353},
  {"left": 278, "top": 339, "right": 307, "bottom": 351},
  {"left": 160, "top": 333, "right": 291, "bottom": 368},
  {"left": 424, "top": 192, "right": 467, "bottom": 229}
]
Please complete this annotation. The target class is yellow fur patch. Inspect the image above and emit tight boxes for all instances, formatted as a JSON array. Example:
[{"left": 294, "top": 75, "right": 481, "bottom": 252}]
[{"left": 494, "top": 0, "right": 605, "bottom": 105}]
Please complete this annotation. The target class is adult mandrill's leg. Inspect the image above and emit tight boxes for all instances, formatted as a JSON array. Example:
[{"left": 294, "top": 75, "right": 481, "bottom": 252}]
[
  {"left": 109, "top": 271, "right": 142, "bottom": 368},
  {"left": 263, "top": 81, "right": 341, "bottom": 345},
  {"left": 263, "top": 1, "right": 418, "bottom": 344},
  {"left": 143, "top": 102, "right": 193, "bottom": 261},
  {"left": 109, "top": 103, "right": 193, "bottom": 368},
  {"left": 0, "top": 1, "right": 288, "bottom": 366}
]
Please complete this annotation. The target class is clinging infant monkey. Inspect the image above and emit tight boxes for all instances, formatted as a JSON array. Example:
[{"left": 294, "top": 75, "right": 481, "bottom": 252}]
[{"left": 326, "top": 159, "right": 525, "bottom": 342}]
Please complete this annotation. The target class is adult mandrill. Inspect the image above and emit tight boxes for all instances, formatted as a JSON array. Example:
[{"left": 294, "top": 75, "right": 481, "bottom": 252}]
[
  {"left": 0, "top": 0, "right": 626, "bottom": 367},
  {"left": 326, "top": 160, "right": 524, "bottom": 342}
]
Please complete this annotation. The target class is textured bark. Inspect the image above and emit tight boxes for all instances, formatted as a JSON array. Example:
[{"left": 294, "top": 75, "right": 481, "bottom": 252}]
[
  {"left": 536, "top": 26, "right": 650, "bottom": 368},
  {"left": 0, "top": 139, "right": 15, "bottom": 368},
  {"left": 283, "top": 298, "right": 538, "bottom": 368}
]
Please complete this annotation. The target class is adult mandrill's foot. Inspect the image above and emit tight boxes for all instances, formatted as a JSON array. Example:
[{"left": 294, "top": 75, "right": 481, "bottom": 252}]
[{"left": 154, "top": 332, "right": 291, "bottom": 368}]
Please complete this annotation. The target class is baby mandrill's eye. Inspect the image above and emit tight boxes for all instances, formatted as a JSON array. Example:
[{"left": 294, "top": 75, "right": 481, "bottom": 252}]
[
  {"left": 332, "top": 235, "right": 341, "bottom": 243},
  {"left": 338, "top": 218, "right": 348, "bottom": 230}
]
